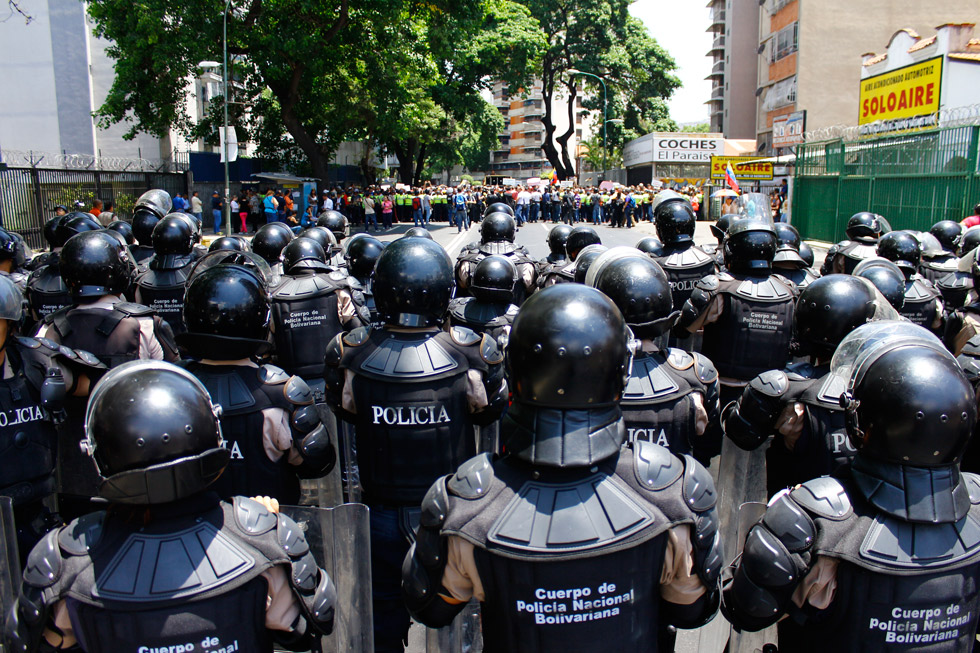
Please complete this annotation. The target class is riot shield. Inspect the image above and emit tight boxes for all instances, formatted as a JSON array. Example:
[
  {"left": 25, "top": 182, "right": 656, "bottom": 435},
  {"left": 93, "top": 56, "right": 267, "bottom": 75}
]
[
  {"left": 279, "top": 503, "right": 373, "bottom": 653},
  {"left": 420, "top": 600, "right": 483, "bottom": 653},
  {"left": 308, "top": 378, "right": 344, "bottom": 508},
  {"left": 0, "top": 497, "right": 22, "bottom": 653},
  {"left": 724, "top": 500, "right": 778, "bottom": 653}
]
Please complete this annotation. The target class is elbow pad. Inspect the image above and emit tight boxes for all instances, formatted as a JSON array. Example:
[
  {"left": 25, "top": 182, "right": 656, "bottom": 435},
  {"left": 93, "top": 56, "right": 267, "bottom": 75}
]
[{"left": 722, "top": 370, "right": 790, "bottom": 451}]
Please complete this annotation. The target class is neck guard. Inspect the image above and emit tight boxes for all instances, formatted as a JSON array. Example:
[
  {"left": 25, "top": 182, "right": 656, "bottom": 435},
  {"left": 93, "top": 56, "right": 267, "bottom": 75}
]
[
  {"left": 500, "top": 401, "right": 625, "bottom": 468},
  {"left": 850, "top": 454, "right": 970, "bottom": 524}
]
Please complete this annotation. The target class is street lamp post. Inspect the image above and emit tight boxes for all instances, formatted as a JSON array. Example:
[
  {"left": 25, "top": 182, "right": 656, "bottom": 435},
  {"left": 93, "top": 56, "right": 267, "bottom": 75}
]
[{"left": 568, "top": 69, "right": 607, "bottom": 181}]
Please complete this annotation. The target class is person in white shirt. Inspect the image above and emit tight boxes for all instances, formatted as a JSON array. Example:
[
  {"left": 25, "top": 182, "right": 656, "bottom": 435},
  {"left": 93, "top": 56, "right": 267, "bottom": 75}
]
[{"left": 516, "top": 186, "right": 531, "bottom": 226}]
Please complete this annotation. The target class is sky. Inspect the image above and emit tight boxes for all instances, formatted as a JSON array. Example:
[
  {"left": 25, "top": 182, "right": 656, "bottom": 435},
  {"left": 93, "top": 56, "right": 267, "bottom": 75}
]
[{"left": 629, "top": 0, "right": 713, "bottom": 126}]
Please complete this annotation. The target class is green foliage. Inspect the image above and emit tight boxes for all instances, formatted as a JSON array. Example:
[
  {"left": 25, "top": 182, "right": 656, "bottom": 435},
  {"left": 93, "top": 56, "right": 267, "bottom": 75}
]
[
  {"left": 113, "top": 192, "right": 136, "bottom": 218},
  {"left": 685, "top": 123, "right": 712, "bottom": 133}
]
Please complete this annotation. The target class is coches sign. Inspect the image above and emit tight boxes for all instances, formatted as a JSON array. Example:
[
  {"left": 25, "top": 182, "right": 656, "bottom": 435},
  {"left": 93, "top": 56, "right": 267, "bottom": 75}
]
[{"left": 651, "top": 134, "right": 723, "bottom": 163}]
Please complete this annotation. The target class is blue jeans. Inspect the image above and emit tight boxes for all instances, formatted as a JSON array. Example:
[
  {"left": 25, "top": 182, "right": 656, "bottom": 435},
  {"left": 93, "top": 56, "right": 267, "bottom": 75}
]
[
  {"left": 212, "top": 209, "right": 222, "bottom": 232},
  {"left": 573, "top": 208, "right": 580, "bottom": 222},
  {"left": 592, "top": 205, "right": 602, "bottom": 224},
  {"left": 413, "top": 208, "right": 423, "bottom": 226},
  {"left": 365, "top": 212, "right": 377, "bottom": 231},
  {"left": 455, "top": 209, "right": 467, "bottom": 232},
  {"left": 422, "top": 208, "right": 431, "bottom": 225},
  {"left": 369, "top": 506, "right": 412, "bottom": 653},
  {"left": 529, "top": 203, "right": 539, "bottom": 222},
  {"left": 193, "top": 211, "right": 203, "bottom": 223}
]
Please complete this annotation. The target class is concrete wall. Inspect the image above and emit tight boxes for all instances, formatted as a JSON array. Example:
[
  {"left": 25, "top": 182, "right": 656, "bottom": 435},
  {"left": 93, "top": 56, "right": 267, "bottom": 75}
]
[{"left": 723, "top": 0, "right": 760, "bottom": 139}]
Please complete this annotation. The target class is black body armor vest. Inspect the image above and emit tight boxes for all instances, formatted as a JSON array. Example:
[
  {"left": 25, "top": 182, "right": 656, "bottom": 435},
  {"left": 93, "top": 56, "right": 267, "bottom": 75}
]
[
  {"left": 836, "top": 241, "right": 878, "bottom": 274},
  {"left": 26, "top": 260, "right": 71, "bottom": 321},
  {"left": 700, "top": 273, "right": 796, "bottom": 381},
  {"left": 341, "top": 327, "right": 489, "bottom": 505},
  {"left": 135, "top": 260, "right": 194, "bottom": 335},
  {"left": 920, "top": 254, "right": 959, "bottom": 285},
  {"left": 774, "top": 266, "right": 817, "bottom": 291},
  {"left": 654, "top": 245, "right": 716, "bottom": 310},
  {"left": 180, "top": 362, "right": 302, "bottom": 504},
  {"left": 448, "top": 298, "right": 518, "bottom": 346},
  {"left": 936, "top": 271, "right": 973, "bottom": 312},
  {"left": 456, "top": 245, "right": 536, "bottom": 304},
  {"left": 271, "top": 271, "right": 348, "bottom": 379},
  {"left": 901, "top": 276, "right": 942, "bottom": 330}
]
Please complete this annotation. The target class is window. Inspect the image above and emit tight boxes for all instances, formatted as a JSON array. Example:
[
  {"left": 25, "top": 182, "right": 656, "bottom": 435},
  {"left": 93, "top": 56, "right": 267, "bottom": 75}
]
[
  {"left": 771, "top": 23, "right": 798, "bottom": 63},
  {"left": 576, "top": 129, "right": 583, "bottom": 138},
  {"left": 762, "top": 75, "right": 797, "bottom": 111}
]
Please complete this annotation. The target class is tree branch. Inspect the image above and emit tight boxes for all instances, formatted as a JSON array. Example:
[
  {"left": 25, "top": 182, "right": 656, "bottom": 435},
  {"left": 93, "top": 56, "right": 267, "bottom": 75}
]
[{"left": 2, "top": 0, "right": 32, "bottom": 23}]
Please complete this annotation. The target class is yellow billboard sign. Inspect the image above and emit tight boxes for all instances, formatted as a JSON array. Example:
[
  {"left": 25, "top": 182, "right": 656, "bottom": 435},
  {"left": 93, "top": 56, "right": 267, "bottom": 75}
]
[
  {"left": 859, "top": 56, "right": 942, "bottom": 134},
  {"left": 710, "top": 156, "right": 773, "bottom": 181}
]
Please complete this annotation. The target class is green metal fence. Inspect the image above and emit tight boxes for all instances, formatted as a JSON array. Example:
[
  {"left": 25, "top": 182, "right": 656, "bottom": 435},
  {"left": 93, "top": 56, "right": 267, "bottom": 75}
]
[{"left": 793, "top": 125, "right": 980, "bottom": 243}]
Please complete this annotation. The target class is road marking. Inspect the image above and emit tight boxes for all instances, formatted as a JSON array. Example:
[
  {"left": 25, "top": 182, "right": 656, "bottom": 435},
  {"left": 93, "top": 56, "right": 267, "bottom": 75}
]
[{"left": 443, "top": 226, "right": 475, "bottom": 257}]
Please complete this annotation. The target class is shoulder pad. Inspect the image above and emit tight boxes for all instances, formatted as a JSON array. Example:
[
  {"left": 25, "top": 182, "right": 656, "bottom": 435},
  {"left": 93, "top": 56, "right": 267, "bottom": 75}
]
[
  {"left": 342, "top": 326, "right": 370, "bottom": 347},
  {"left": 692, "top": 353, "right": 719, "bottom": 384},
  {"left": 682, "top": 455, "right": 717, "bottom": 512},
  {"left": 750, "top": 369, "right": 790, "bottom": 397},
  {"left": 14, "top": 336, "right": 41, "bottom": 350},
  {"left": 447, "top": 453, "right": 495, "bottom": 500},
  {"left": 633, "top": 440, "right": 684, "bottom": 490},
  {"left": 450, "top": 325, "right": 481, "bottom": 347},
  {"left": 761, "top": 492, "right": 816, "bottom": 552},
  {"left": 23, "top": 528, "right": 62, "bottom": 589},
  {"left": 784, "top": 361, "right": 815, "bottom": 380},
  {"left": 666, "top": 348, "right": 694, "bottom": 371},
  {"left": 234, "top": 496, "right": 278, "bottom": 534},
  {"left": 113, "top": 301, "right": 154, "bottom": 317},
  {"left": 58, "top": 511, "right": 105, "bottom": 556},
  {"left": 422, "top": 476, "right": 452, "bottom": 528},
  {"left": 36, "top": 337, "right": 60, "bottom": 353},
  {"left": 283, "top": 375, "right": 314, "bottom": 405},
  {"left": 258, "top": 364, "right": 289, "bottom": 385},
  {"left": 276, "top": 513, "right": 311, "bottom": 558},
  {"left": 325, "top": 332, "right": 344, "bottom": 367},
  {"left": 345, "top": 275, "right": 364, "bottom": 291},
  {"left": 717, "top": 271, "right": 735, "bottom": 281},
  {"left": 696, "top": 274, "right": 721, "bottom": 292},
  {"left": 963, "top": 473, "right": 980, "bottom": 505},
  {"left": 790, "top": 477, "right": 852, "bottom": 520},
  {"left": 480, "top": 334, "right": 503, "bottom": 365}
]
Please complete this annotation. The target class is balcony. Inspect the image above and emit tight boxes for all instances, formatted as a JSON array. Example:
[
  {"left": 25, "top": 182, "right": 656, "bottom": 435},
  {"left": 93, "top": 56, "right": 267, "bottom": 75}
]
[
  {"left": 706, "top": 61, "right": 725, "bottom": 81},
  {"left": 708, "top": 9, "right": 725, "bottom": 28},
  {"left": 707, "top": 35, "right": 725, "bottom": 54}
]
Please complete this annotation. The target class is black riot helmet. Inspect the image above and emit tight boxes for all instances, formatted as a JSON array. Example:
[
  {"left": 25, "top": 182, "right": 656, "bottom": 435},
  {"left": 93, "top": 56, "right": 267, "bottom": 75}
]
[
  {"left": 547, "top": 224, "right": 573, "bottom": 259},
  {"left": 373, "top": 237, "right": 454, "bottom": 327},
  {"left": 43, "top": 216, "right": 66, "bottom": 248},
  {"left": 710, "top": 213, "right": 734, "bottom": 244},
  {"left": 654, "top": 200, "right": 696, "bottom": 246},
  {"left": 134, "top": 189, "right": 173, "bottom": 220},
  {"left": 724, "top": 219, "right": 777, "bottom": 273},
  {"left": 178, "top": 264, "right": 272, "bottom": 359},
  {"left": 845, "top": 212, "right": 887, "bottom": 243},
  {"left": 251, "top": 222, "right": 294, "bottom": 265},
  {"left": 0, "top": 228, "right": 22, "bottom": 265},
  {"left": 81, "top": 360, "right": 228, "bottom": 505},
  {"left": 344, "top": 236, "right": 384, "bottom": 278},
  {"left": 56, "top": 213, "right": 101, "bottom": 245},
  {"left": 60, "top": 230, "right": 136, "bottom": 301},
  {"left": 0, "top": 274, "right": 24, "bottom": 323},
  {"left": 853, "top": 258, "right": 906, "bottom": 311},
  {"left": 485, "top": 202, "right": 515, "bottom": 217},
  {"left": 842, "top": 337, "right": 974, "bottom": 467},
  {"left": 798, "top": 242, "right": 815, "bottom": 268},
  {"left": 876, "top": 231, "right": 921, "bottom": 277},
  {"left": 573, "top": 244, "right": 608, "bottom": 284},
  {"left": 282, "top": 237, "right": 329, "bottom": 273},
  {"left": 930, "top": 220, "right": 962, "bottom": 253},
  {"left": 471, "top": 255, "right": 517, "bottom": 304},
  {"left": 773, "top": 223, "right": 807, "bottom": 267},
  {"left": 960, "top": 227, "right": 980, "bottom": 257},
  {"left": 404, "top": 227, "right": 433, "bottom": 240},
  {"left": 132, "top": 210, "right": 161, "bottom": 247},
  {"left": 151, "top": 214, "right": 195, "bottom": 256},
  {"left": 565, "top": 225, "right": 601, "bottom": 261},
  {"left": 480, "top": 212, "right": 517, "bottom": 244},
  {"left": 635, "top": 237, "right": 665, "bottom": 258},
  {"left": 298, "top": 226, "right": 338, "bottom": 253},
  {"left": 594, "top": 255, "right": 676, "bottom": 338},
  {"left": 793, "top": 275, "right": 884, "bottom": 358},
  {"left": 209, "top": 236, "right": 250, "bottom": 253},
  {"left": 316, "top": 210, "right": 348, "bottom": 242},
  {"left": 170, "top": 212, "right": 203, "bottom": 245},
  {"left": 106, "top": 220, "right": 136, "bottom": 245}
]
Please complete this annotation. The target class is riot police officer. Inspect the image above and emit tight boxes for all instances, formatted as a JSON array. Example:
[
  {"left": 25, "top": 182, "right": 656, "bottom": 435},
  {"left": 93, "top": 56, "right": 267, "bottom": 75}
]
[
  {"left": 343, "top": 234, "right": 383, "bottom": 322},
  {"left": 448, "top": 255, "right": 520, "bottom": 346},
  {"left": 0, "top": 228, "right": 31, "bottom": 292},
  {"left": 178, "top": 263, "right": 336, "bottom": 504},
  {"left": 853, "top": 258, "right": 907, "bottom": 311},
  {"left": 722, "top": 275, "right": 897, "bottom": 495},
  {"left": 920, "top": 219, "right": 963, "bottom": 284},
  {"left": 722, "top": 323, "right": 980, "bottom": 652},
  {"left": 706, "top": 213, "right": 734, "bottom": 265},
  {"left": 5, "top": 360, "right": 336, "bottom": 652},
  {"left": 821, "top": 211, "right": 888, "bottom": 275},
  {"left": 317, "top": 210, "right": 348, "bottom": 265},
  {"left": 590, "top": 252, "right": 720, "bottom": 456},
  {"left": 455, "top": 212, "right": 536, "bottom": 303},
  {"left": 946, "top": 246, "right": 980, "bottom": 355},
  {"left": 535, "top": 223, "right": 572, "bottom": 278},
  {"left": 936, "top": 226, "right": 980, "bottom": 310},
  {"left": 572, "top": 243, "right": 609, "bottom": 284},
  {"left": 134, "top": 214, "right": 198, "bottom": 335},
  {"left": 105, "top": 220, "right": 136, "bottom": 246},
  {"left": 651, "top": 191, "right": 717, "bottom": 309},
  {"left": 0, "top": 275, "right": 104, "bottom": 562},
  {"left": 251, "top": 222, "right": 294, "bottom": 276},
  {"left": 876, "top": 230, "right": 944, "bottom": 333},
  {"left": 537, "top": 225, "right": 601, "bottom": 288},
  {"left": 25, "top": 214, "right": 101, "bottom": 324},
  {"left": 635, "top": 236, "right": 664, "bottom": 258},
  {"left": 271, "top": 237, "right": 367, "bottom": 383},
  {"left": 772, "top": 222, "right": 817, "bottom": 291},
  {"left": 130, "top": 189, "right": 172, "bottom": 266},
  {"left": 324, "top": 236, "right": 507, "bottom": 652},
  {"left": 402, "top": 284, "right": 724, "bottom": 652},
  {"left": 209, "top": 234, "right": 251, "bottom": 252}
]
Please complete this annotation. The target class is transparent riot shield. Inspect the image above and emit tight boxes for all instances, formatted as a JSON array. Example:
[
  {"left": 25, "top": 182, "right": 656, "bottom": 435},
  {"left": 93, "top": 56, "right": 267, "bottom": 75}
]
[
  {"left": 307, "top": 378, "right": 344, "bottom": 508},
  {"left": 726, "top": 501, "right": 776, "bottom": 653},
  {"left": 0, "top": 497, "right": 22, "bottom": 653},
  {"left": 421, "top": 600, "right": 483, "bottom": 653},
  {"left": 279, "top": 503, "right": 373, "bottom": 653}
]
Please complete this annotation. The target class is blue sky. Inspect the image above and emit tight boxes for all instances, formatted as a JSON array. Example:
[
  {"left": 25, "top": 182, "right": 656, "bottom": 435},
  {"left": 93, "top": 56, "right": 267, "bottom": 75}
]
[{"left": 629, "top": 0, "right": 713, "bottom": 125}]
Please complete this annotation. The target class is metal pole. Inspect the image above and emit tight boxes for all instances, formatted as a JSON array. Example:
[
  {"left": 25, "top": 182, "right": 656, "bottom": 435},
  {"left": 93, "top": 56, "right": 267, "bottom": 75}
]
[{"left": 222, "top": 2, "right": 231, "bottom": 236}]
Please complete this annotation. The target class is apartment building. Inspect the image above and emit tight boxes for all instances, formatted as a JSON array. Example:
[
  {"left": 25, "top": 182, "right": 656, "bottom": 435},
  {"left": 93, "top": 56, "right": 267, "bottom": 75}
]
[{"left": 705, "top": 0, "right": 759, "bottom": 139}]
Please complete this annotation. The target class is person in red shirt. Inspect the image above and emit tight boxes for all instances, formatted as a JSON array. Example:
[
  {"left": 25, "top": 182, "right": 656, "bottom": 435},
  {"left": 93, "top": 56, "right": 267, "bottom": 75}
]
[{"left": 962, "top": 203, "right": 980, "bottom": 228}]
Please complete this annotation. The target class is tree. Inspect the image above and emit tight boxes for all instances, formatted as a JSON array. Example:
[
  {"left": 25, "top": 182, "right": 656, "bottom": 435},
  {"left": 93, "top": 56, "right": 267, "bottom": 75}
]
[
  {"left": 86, "top": 0, "right": 542, "bottom": 190},
  {"left": 515, "top": 1, "right": 680, "bottom": 180}
]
